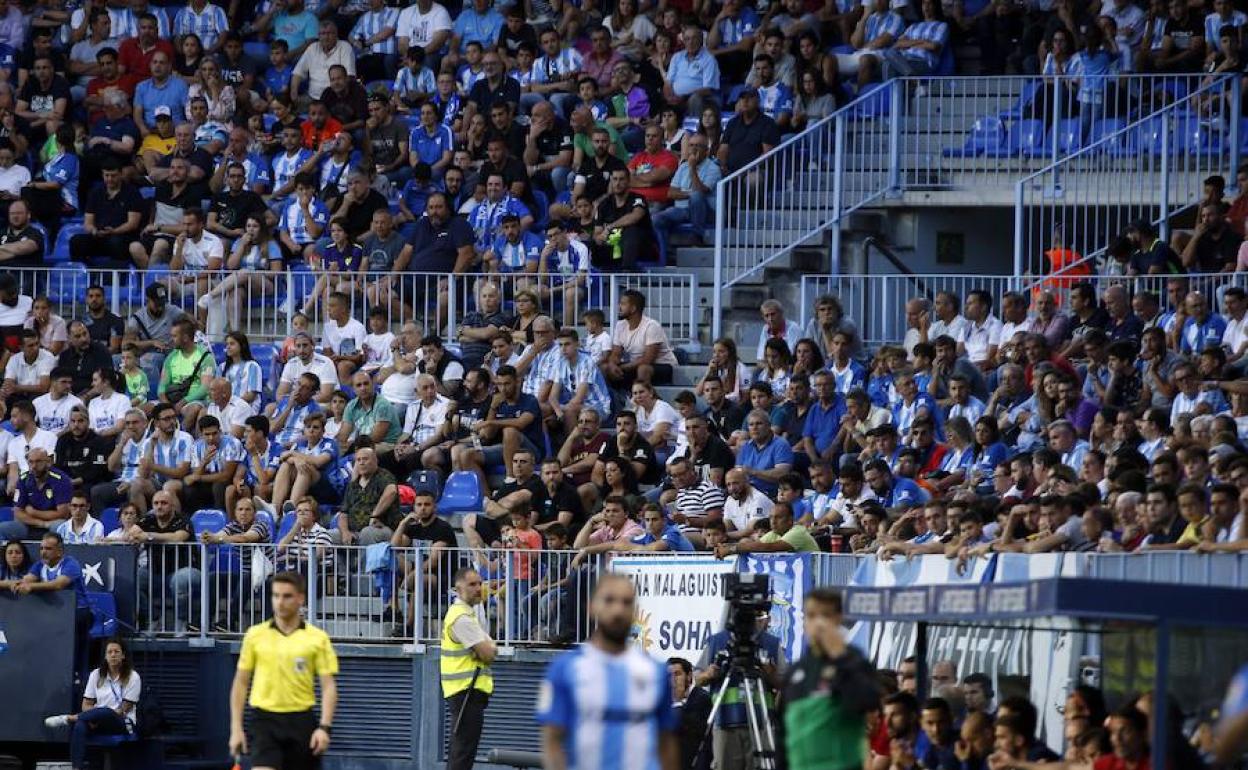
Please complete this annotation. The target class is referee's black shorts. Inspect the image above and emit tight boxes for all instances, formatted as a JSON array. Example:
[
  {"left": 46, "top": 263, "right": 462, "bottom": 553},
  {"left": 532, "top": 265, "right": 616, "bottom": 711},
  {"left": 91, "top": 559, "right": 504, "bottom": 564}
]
[{"left": 250, "top": 708, "right": 319, "bottom": 770}]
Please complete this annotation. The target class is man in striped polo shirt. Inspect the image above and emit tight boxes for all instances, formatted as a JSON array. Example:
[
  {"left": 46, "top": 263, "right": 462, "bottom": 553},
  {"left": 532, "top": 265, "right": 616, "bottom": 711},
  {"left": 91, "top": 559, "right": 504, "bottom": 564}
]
[{"left": 667, "top": 456, "right": 725, "bottom": 546}]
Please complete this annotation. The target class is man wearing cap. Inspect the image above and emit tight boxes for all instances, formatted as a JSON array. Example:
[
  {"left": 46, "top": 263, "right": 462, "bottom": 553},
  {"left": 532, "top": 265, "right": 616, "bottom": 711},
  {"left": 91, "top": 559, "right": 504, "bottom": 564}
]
[
  {"left": 718, "top": 87, "right": 780, "bottom": 175},
  {"left": 133, "top": 51, "right": 189, "bottom": 137},
  {"left": 136, "top": 106, "right": 177, "bottom": 174},
  {"left": 124, "top": 283, "right": 189, "bottom": 389}
]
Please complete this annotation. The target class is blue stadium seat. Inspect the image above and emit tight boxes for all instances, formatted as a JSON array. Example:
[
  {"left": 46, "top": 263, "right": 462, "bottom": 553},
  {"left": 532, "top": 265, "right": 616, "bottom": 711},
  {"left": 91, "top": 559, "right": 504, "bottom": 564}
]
[
  {"left": 529, "top": 189, "right": 549, "bottom": 230},
  {"left": 86, "top": 591, "right": 119, "bottom": 638},
  {"left": 1175, "top": 115, "right": 1224, "bottom": 157},
  {"left": 942, "top": 117, "right": 1005, "bottom": 157},
  {"left": 437, "top": 471, "right": 483, "bottom": 515},
  {"left": 99, "top": 507, "right": 120, "bottom": 536},
  {"left": 998, "top": 80, "right": 1042, "bottom": 120},
  {"left": 51, "top": 222, "right": 83, "bottom": 264},
  {"left": 47, "top": 264, "right": 90, "bottom": 303},
  {"left": 986, "top": 119, "right": 1045, "bottom": 158},
  {"left": 1052, "top": 118, "right": 1083, "bottom": 155},
  {"left": 0, "top": 506, "right": 12, "bottom": 524},
  {"left": 251, "top": 343, "right": 278, "bottom": 399},
  {"left": 255, "top": 510, "right": 276, "bottom": 542},
  {"left": 191, "top": 509, "right": 227, "bottom": 537},
  {"left": 243, "top": 41, "right": 271, "bottom": 61},
  {"left": 191, "top": 510, "right": 238, "bottom": 573},
  {"left": 1136, "top": 115, "right": 1170, "bottom": 155},
  {"left": 849, "top": 82, "right": 890, "bottom": 119},
  {"left": 1088, "top": 118, "right": 1132, "bottom": 157},
  {"left": 210, "top": 342, "right": 226, "bottom": 366},
  {"left": 275, "top": 510, "right": 297, "bottom": 543}
]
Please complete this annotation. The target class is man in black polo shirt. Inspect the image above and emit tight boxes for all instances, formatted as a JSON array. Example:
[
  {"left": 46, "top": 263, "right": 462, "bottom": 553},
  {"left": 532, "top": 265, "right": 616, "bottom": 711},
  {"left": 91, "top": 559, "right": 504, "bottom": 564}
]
[
  {"left": 58, "top": 320, "right": 115, "bottom": 397},
  {"left": 487, "top": 102, "right": 526, "bottom": 160},
  {"left": 478, "top": 135, "right": 529, "bottom": 193},
  {"left": 1180, "top": 201, "right": 1240, "bottom": 273},
  {"left": 69, "top": 161, "right": 143, "bottom": 267},
  {"left": 208, "top": 162, "right": 267, "bottom": 243},
  {"left": 80, "top": 284, "right": 125, "bottom": 353},
  {"left": 570, "top": 127, "right": 627, "bottom": 209},
  {"left": 594, "top": 168, "right": 653, "bottom": 270},
  {"left": 403, "top": 192, "right": 475, "bottom": 325},
  {"left": 522, "top": 100, "right": 574, "bottom": 197},
  {"left": 466, "top": 51, "right": 520, "bottom": 125},
  {"left": 0, "top": 199, "right": 47, "bottom": 267},
  {"left": 329, "top": 166, "right": 388, "bottom": 240},
  {"left": 718, "top": 88, "right": 781, "bottom": 175},
  {"left": 152, "top": 122, "right": 214, "bottom": 184}
]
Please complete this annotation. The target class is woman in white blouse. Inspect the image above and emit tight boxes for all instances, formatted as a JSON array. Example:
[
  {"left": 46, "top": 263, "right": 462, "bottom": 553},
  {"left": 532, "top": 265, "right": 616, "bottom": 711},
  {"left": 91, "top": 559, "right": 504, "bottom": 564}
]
[
  {"left": 45, "top": 638, "right": 142, "bottom": 768},
  {"left": 630, "top": 380, "right": 679, "bottom": 449},
  {"left": 88, "top": 369, "right": 130, "bottom": 438}
]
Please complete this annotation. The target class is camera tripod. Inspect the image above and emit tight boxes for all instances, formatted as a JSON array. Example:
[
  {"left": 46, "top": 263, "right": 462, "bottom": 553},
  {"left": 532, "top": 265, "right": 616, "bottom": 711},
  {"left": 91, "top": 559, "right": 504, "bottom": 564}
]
[{"left": 694, "top": 657, "right": 779, "bottom": 770}]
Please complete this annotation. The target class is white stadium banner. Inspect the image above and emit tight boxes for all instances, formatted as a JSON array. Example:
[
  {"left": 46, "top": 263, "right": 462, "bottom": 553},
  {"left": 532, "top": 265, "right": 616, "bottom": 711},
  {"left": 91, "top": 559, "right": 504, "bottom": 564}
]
[{"left": 611, "top": 556, "right": 736, "bottom": 662}]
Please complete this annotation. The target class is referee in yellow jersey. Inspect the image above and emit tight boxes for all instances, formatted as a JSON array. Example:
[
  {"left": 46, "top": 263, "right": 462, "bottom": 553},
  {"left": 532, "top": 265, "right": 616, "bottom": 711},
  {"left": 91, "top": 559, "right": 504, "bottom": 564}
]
[{"left": 229, "top": 571, "right": 339, "bottom": 770}]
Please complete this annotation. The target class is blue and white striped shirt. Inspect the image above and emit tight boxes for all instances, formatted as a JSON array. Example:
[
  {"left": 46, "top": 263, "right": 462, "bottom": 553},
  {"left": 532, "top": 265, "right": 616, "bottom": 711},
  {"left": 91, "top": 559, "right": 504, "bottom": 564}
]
[
  {"left": 531, "top": 47, "right": 582, "bottom": 85},
  {"left": 716, "top": 6, "right": 760, "bottom": 46},
  {"left": 173, "top": 2, "right": 230, "bottom": 50},
  {"left": 117, "top": 435, "right": 145, "bottom": 482},
  {"left": 191, "top": 434, "right": 245, "bottom": 473},
  {"left": 757, "top": 82, "right": 794, "bottom": 120},
  {"left": 536, "top": 644, "right": 677, "bottom": 770},
  {"left": 145, "top": 429, "right": 195, "bottom": 483},
  {"left": 897, "top": 19, "right": 948, "bottom": 68},
  {"left": 1066, "top": 50, "right": 1118, "bottom": 104},
  {"left": 351, "top": 7, "right": 400, "bottom": 55},
  {"left": 243, "top": 441, "right": 282, "bottom": 487},
  {"left": 225, "top": 360, "right": 264, "bottom": 401},
  {"left": 458, "top": 63, "right": 486, "bottom": 94},
  {"left": 551, "top": 350, "right": 611, "bottom": 418},
  {"left": 469, "top": 194, "right": 531, "bottom": 251},
  {"left": 1205, "top": 10, "right": 1247, "bottom": 53},
  {"left": 112, "top": 6, "right": 171, "bottom": 39},
  {"left": 864, "top": 11, "right": 905, "bottom": 47},
  {"left": 393, "top": 65, "right": 437, "bottom": 101},
  {"left": 217, "top": 152, "right": 272, "bottom": 191},
  {"left": 271, "top": 148, "right": 315, "bottom": 197},
  {"left": 523, "top": 347, "right": 560, "bottom": 397},
  {"left": 279, "top": 198, "right": 330, "bottom": 245},
  {"left": 319, "top": 151, "right": 361, "bottom": 196},
  {"left": 273, "top": 398, "right": 323, "bottom": 447},
  {"left": 431, "top": 91, "right": 463, "bottom": 128}
]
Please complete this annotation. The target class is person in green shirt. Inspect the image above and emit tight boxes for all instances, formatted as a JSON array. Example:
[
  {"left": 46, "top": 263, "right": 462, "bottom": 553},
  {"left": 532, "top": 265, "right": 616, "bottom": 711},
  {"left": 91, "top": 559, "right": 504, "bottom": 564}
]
[
  {"left": 715, "top": 502, "right": 821, "bottom": 558},
  {"left": 337, "top": 370, "right": 401, "bottom": 453},
  {"left": 158, "top": 318, "right": 217, "bottom": 432},
  {"left": 781, "top": 588, "right": 881, "bottom": 770},
  {"left": 120, "top": 345, "right": 151, "bottom": 407}
]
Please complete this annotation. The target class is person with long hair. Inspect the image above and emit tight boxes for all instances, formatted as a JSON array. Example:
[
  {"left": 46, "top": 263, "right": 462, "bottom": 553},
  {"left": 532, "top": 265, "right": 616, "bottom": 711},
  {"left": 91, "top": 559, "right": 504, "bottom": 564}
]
[
  {"left": 174, "top": 33, "right": 204, "bottom": 79},
  {"left": 25, "top": 295, "right": 68, "bottom": 354},
  {"left": 630, "top": 380, "right": 679, "bottom": 449},
  {"left": 597, "top": 455, "right": 640, "bottom": 510},
  {"left": 697, "top": 337, "right": 750, "bottom": 403},
  {"left": 302, "top": 217, "right": 364, "bottom": 317},
  {"left": 44, "top": 638, "right": 142, "bottom": 770},
  {"left": 793, "top": 70, "right": 837, "bottom": 131},
  {"left": 0, "top": 538, "right": 31, "bottom": 588},
  {"left": 755, "top": 338, "right": 793, "bottom": 398},
  {"left": 969, "top": 416, "right": 1009, "bottom": 494},
  {"left": 792, "top": 338, "right": 826, "bottom": 378},
  {"left": 510, "top": 289, "right": 543, "bottom": 345},
  {"left": 657, "top": 103, "right": 687, "bottom": 154},
  {"left": 222, "top": 331, "right": 263, "bottom": 406},
  {"left": 22, "top": 123, "right": 80, "bottom": 239},
  {"left": 697, "top": 104, "right": 723, "bottom": 158},
  {"left": 604, "top": 0, "right": 655, "bottom": 60},
  {"left": 199, "top": 215, "right": 284, "bottom": 337},
  {"left": 187, "top": 57, "right": 236, "bottom": 124}
]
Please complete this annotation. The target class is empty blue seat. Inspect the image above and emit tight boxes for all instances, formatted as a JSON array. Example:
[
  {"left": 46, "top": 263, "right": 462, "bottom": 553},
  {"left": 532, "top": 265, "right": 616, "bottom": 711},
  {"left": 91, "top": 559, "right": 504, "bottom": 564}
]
[
  {"left": 275, "top": 510, "right": 297, "bottom": 543},
  {"left": 191, "top": 509, "right": 227, "bottom": 537},
  {"left": 1088, "top": 117, "right": 1132, "bottom": 156},
  {"left": 99, "top": 507, "right": 120, "bottom": 536},
  {"left": 986, "top": 119, "right": 1045, "bottom": 158},
  {"left": 250, "top": 343, "right": 278, "bottom": 399},
  {"left": 1053, "top": 118, "right": 1083, "bottom": 155},
  {"left": 942, "top": 116, "right": 1005, "bottom": 158},
  {"left": 47, "top": 264, "right": 90, "bottom": 303},
  {"left": 0, "top": 506, "right": 12, "bottom": 523},
  {"left": 86, "top": 591, "right": 119, "bottom": 638},
  {"left": 51, "top": 222, "right": 83, "bottom": 264},
  {"left": 849, "top": 82, "right": 890, "bottom": 119},
  {"left": 242, "top": 41, "right": 271, "bottom": 61},
  {"left": 1174, "top": 115, "right": 1225, "bottom": 156},
  {"left": 255, "top": 510, "right": 276, "bottom": 542},
  {"left": 998, "top": 79, "right": 1042, "bottom": 120},
  {"left": 437, "top": 471, "right": 483, "bottom": 515},
  {"left": 1136, "top": 115, "right": 1171, "bottom": 155},
  {"left": 210, "top": 342, "right": 226, "bottom": 366}
]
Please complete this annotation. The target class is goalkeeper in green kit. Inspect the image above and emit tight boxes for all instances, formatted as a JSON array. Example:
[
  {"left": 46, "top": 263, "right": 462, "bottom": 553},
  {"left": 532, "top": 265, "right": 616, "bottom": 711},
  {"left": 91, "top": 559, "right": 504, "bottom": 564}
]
[{"left": 780, "top": 588, "right": 883, "bottom": 770}]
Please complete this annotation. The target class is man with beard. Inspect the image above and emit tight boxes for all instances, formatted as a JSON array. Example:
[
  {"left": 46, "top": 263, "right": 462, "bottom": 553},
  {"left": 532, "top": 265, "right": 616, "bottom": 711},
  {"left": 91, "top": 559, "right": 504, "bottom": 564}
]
[
  {"left": 207, "top": 162, "right": 266, "bottom": 242},
  {"left": 538, "top": 575, "right": 680, "bottom": 770}
]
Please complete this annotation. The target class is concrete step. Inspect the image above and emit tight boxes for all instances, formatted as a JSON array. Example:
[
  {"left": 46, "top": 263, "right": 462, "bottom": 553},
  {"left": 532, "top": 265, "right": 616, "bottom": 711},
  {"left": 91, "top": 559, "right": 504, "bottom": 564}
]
[
  {"left": 320, "top": 618, "right": 392, "bottom": 639},
  {"left": 320, "top": 595, "right": 386, "bottom": 616}
]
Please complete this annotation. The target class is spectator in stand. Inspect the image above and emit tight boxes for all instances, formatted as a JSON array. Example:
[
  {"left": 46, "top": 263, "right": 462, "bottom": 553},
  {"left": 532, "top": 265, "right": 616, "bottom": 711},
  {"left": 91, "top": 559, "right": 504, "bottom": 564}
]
[
  {"left": 717, "top": 87, "right": 779, "bottom": 176},
  {"left": 602, "top": 289, "right": 679, "bottom": 387},
  {"left": 0, "top": 447, "right": 73, "bottom": 539},
  {"left": 292, "top": 19, "right": 355, "bottom": 102},
  {"left": 70, "top": 160, "right": 143, "bottom": 268},
  {"left": 57, "top": 407, "right": 114, "bottom": 492},
  {"left": 828, "top": 0, "right": 905, "bottom": 89},
  {"left": 1179, "top": 201, "right": 1239, "bottom": 272},
  {"left": 653, "top": 131, "right": 720, "bottom": 252},
  {"left": 627, "top": 124, "right": 678, "bottom": 209},
  {"left": 3, "top": 330, "right": 55, "bottom": 407},
  {"left": 665, "top": 23, "right": 720, "bottom": 122}
]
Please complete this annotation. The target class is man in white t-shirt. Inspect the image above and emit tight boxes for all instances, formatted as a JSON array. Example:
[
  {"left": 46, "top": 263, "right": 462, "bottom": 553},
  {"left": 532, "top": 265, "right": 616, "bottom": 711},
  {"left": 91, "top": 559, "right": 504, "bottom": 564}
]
[
  {"left": 5, "top": 400, "right": 58, "bottom": 495},
  {"left": 0, "top": 276, "right": 34, "bottom": 347},
  {"left": 602, "top": 289, "right": 678, "bottom": 388},
  {"left": 204, "top": 377, "right": 255, "bottom": 439},
  {"left": 277, "top": 332, "right": 339, "bottom": 403},
  {"left": 756, "top": 299, "right": 802, "bottom": 361},
  {"left": 0, "top": 142, "right": 31, "bottom": 198},
  {"left": 321, "top": 292, "right": 368, "bottom": 385},
  {"left": 396, "top": 0, "right": 452, "bottom": 57},
  {"left": 169, "top": 208, "right": 225, "bottom": 308},
  {"left": 722, "top": 467, "right": 774, "bottom": 541},
  {"left": 33, "top": 369, "right": 85, "bottom": 436},
  {"left": 393, "top": 373, "right": 453, "bottom": 472},
  {"left": 2, "top": 329, "right": 56, "bottom": 402}
]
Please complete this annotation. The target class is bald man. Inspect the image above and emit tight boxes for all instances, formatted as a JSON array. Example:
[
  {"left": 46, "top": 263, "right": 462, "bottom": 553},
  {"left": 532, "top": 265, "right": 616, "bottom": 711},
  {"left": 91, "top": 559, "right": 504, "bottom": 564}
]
[{"left": 0, "top": 447, "right": 74, "bottom": 539}]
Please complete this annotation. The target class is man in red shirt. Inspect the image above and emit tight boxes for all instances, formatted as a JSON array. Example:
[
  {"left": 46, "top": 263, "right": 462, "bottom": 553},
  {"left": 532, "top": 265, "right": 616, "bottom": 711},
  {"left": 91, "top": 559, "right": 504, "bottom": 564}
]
[
  {"left": 1094, "top": 706, "right": 1152, "bottom": 770},
  {"left": 627, "top": 124, "right": 678, "bottom": 207},
  {"left": 117, "top": 14, "right": 174, "bottom": 80},
  {"left": 84, "top": 48, "right": 140, "bottom": 125},
  {"left": 300, "top": 99, "right": 343, "bottom": 151}
]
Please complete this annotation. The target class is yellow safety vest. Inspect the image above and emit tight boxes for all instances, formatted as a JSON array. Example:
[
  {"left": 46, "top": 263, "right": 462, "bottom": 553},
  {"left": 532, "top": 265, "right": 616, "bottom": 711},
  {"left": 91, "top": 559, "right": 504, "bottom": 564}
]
[{"left": 440, "top": 601, "right": 494, "bottom": 698}]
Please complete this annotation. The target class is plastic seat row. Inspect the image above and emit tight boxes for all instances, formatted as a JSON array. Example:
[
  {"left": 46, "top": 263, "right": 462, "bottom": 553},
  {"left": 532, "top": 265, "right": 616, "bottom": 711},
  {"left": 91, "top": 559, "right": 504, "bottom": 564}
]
[{"left": 943, "top": 114, "right": 1245, "bottom": 159}]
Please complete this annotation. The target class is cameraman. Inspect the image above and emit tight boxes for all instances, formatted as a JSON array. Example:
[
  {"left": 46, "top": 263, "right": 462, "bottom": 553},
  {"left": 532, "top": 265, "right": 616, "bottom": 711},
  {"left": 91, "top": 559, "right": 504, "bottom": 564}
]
[
  {"left": 693, "top": 610, "right": 785, "bottom": 770},
  {"left": 781, "top": 588, "right": 881, "bottom": 770}
]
